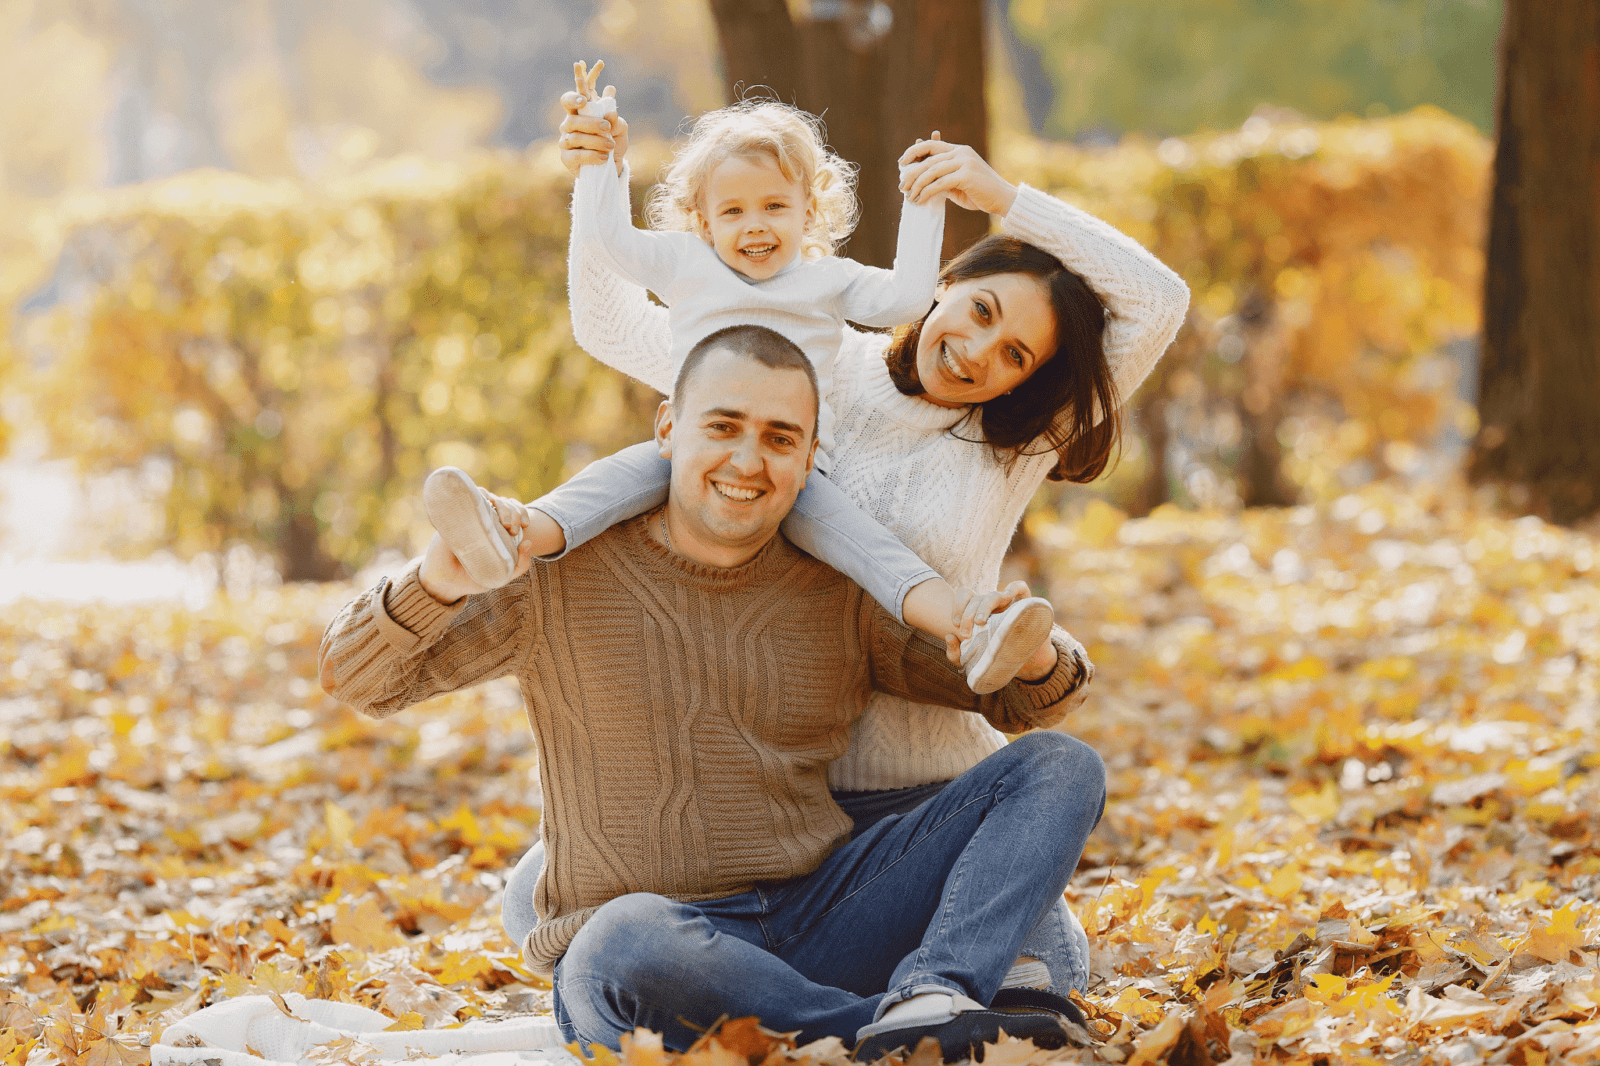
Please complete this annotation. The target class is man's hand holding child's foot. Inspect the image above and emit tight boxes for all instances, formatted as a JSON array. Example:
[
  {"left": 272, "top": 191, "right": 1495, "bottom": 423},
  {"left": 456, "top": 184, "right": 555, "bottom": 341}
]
[
  {"left": 420, "top": 468, "right": 568, "bottom": 604},
  {"left": 944, "top": 581, "right": 1064, "bottom": 693}
]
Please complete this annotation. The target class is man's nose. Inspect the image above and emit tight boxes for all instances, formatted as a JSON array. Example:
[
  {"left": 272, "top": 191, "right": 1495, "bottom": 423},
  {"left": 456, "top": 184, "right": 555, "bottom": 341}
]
[{"left": 729, "top": 437, "right": 763, "bottom": 474}]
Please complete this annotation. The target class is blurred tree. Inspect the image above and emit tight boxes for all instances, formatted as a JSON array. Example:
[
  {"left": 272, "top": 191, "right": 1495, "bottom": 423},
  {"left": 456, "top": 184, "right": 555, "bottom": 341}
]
[
  {"left": 1009, "top": 0, "right": 1501, "bottom": 139},
  {"left": 1471, "top": 1, "right": 1600, "bottom": 524},
  {"left": 706, "top": 0, "right": 991, "bottom": 267}
]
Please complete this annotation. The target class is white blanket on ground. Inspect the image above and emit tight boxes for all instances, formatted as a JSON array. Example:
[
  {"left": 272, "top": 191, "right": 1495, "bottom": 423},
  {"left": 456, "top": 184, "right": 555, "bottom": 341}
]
[{"left": 152, "top": 994, "right": 576, "bottom": 1066}]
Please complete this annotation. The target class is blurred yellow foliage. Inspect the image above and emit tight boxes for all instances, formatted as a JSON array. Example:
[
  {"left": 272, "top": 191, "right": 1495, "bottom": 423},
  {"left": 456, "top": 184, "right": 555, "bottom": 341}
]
[
  {"left": 1000, "top": 106, "right": 1489, "bottom": 508},
  {"left": 23, "top": 151, "right": 659, "bottom": 578}
]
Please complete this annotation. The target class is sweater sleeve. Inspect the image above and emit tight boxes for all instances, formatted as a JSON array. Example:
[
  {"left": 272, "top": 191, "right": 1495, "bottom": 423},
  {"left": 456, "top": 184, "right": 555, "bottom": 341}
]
[
  {"left": 566, "top": 161, "right": 678, "bottom": 396},
  {"left": 317, "top": 560, "right": 531, "bottom": 719},
  {"left": 863, "top": 606, "right": 1093, "bottom": 734},
  {"left": 835, "top": 197, "right": 945, "bottom": 328},
  {"left": 1002, "top": 183, "right": 1189, "bottom": 408}
]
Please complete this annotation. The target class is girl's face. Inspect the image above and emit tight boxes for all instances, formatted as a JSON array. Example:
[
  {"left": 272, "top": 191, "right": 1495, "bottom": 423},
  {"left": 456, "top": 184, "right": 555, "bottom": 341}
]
[
  {"left": 696, "top": 154, "right": 814, "bottom": 281},
  {"left": 913, "top": 273, "right": 1058, "bottom": 407}
]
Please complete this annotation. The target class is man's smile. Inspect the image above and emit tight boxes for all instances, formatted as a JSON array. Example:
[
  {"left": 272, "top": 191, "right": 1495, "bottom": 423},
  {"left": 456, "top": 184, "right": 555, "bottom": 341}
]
[{"left": 712, "top": 480, "right": 765, "bottom": 502}]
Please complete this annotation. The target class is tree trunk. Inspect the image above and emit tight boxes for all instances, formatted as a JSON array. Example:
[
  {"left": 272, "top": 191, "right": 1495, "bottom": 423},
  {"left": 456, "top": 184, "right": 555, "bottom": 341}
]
[
  {"left": 706, "top": 0, "right": 990, "bottom": 268},
  {"left": 1471, "top": 0, "right": 1600, "bottom": 524}
]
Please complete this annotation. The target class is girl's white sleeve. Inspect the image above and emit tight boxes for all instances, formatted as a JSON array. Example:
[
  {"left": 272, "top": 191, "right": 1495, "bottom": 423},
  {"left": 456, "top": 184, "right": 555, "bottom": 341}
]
[
  {"left": 1001, "top": 183, "right": 1189, "bottom": 407},
  {"left": 835, "top": 196, "right": 946, "bottom": 328},
  {"left": 566, "top": 162, "right": 677, "bottom": 396}
]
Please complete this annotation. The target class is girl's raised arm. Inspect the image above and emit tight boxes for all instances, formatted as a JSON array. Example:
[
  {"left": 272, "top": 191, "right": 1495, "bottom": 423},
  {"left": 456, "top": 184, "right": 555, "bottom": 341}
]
[{"left": 559, "top": 79, "right": 677, "bottom": 395}]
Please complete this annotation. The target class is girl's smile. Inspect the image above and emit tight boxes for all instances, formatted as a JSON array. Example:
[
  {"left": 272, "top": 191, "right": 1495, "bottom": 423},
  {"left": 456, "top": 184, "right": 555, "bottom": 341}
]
[{"left": 696, "top": 155, "right": 815, "bottom": 281}]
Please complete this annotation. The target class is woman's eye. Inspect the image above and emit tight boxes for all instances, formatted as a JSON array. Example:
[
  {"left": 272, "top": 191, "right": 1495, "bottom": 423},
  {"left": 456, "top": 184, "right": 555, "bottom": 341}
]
[
  {"left": 973, "top": 299, "right": 990, "bottom": 320},
  {"left": 1008, "top": 347, "right": 1023, "bottom": 366}
]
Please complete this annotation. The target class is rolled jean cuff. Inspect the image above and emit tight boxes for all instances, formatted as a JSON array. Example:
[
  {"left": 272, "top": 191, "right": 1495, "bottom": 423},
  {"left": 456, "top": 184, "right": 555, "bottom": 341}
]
[
  {"left": 526, "top": 441, "right": 670, "bottom": 561},
  {"left": 873, "top": 982, "right": 968, "bottom": 1022},
  {"left": 780, "top": 472, "right": 941, "bottom": 626}
]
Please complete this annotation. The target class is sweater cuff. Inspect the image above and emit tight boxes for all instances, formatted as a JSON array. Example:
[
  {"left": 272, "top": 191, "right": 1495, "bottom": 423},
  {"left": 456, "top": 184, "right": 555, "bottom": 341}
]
[
  {"left": 376, "top": 560, "right": 465, "bottom": 654},
  {"left": 1011, "top": 625, "right": 1093, "bottom": 726},
  {"left": 1001, "top": 184, "right": 1076, "bottom": 251}
]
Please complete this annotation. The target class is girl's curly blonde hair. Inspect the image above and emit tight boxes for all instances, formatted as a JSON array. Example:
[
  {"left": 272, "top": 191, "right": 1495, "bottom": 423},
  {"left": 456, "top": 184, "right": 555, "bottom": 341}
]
[{"left": 645, "top": 100, "right": 859, "bottom": 259}]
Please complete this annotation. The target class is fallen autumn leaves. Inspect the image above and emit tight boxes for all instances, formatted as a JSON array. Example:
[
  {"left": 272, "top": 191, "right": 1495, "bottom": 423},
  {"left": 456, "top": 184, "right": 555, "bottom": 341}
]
[{"left": 2, "top": 481, "right": 1598, "bottom": 1065}]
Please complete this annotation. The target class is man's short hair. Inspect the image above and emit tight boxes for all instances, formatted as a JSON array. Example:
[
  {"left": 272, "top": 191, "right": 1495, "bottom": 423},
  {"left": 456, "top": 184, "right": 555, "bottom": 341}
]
[{"left": 673, "top": 325, "right": 820, "bottom": 436}]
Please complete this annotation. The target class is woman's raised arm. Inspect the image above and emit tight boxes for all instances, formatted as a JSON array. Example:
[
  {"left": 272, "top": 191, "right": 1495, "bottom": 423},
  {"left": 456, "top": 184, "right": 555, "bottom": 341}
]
[{"left": 898, "top": 137, "right": 1189, "bottom": 407}]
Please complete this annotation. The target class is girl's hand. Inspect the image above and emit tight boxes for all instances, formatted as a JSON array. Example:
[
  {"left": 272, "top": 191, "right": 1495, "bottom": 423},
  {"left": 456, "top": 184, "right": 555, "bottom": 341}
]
[
  {"left": 898, "top": 133, "right": 1018, "bottom": 217},
  {"left": 561, "top": 61, "right": 628, "bottom": 176}
]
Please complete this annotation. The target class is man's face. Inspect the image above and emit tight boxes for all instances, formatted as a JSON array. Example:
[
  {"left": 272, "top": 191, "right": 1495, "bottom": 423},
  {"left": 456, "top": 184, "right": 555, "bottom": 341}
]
[{"left": 656, "top": 346, "right": 818, "bottom": 562}]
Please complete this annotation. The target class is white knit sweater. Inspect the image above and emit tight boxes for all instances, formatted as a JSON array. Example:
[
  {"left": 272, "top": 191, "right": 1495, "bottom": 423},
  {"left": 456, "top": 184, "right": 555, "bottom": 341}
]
[
  {"left": 572, "top": 161, "right": 945, "bottom": 465},
  {"left": 567, "top": 182, "right": 1190, "bottom": 790}
]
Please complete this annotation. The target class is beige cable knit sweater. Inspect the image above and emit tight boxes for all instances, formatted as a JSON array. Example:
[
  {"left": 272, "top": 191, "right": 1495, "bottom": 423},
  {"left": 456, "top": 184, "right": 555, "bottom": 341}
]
[
  {"left": 319, "top": 517, "right": 1089, "bottom": 975},
  {"left": 567, "top": 183, "right": 1189, "bottom": 790}
]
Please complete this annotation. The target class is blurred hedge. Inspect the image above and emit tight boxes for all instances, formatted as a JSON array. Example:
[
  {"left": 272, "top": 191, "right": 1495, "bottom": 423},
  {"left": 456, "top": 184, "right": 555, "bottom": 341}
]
[
  {"left": 23, "top": 152, "right": 659, "bottom": 579},
  {"left": 999, "top": 106, "right": 1489, "bottom": 512},
  {"left": 17, "top": 109, "right": 1490, "bottom": 577}
]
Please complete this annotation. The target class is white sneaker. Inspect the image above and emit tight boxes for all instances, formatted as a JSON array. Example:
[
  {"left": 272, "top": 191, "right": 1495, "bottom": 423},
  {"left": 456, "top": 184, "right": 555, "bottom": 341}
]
[
  {"left": 959, "top": 597, "right": 1054, "bottom": 694},
  {"left": 423, "top": 467, "right": 520, "bottom": 589}
]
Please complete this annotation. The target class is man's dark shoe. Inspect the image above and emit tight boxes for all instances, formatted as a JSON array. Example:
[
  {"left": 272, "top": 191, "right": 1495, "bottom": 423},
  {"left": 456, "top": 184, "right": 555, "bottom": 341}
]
[{"left": 853, "top": 988, "right": 1088, "bottom": 1063}]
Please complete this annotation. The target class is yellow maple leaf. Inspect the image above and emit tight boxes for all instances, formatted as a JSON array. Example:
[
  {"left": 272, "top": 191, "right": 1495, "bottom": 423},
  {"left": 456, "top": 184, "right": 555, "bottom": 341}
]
[
  {"left": 325, "top": 802, "right": 355, "bottom": 850},
  {"left": 439, "top": 804, "right": 484, "bottom": 846},
  {"left": 328, "top": 897, "right": 405, "bottom": 953},
  {"left": 1288, "top": 780, "right": 1339, "bottom": 823},
  {"left": 383, "top": 1012, "right": 425, "bottom": 1032},
  {"left": 1521, "top": 903, "right": 1590, "bottom": 964}
]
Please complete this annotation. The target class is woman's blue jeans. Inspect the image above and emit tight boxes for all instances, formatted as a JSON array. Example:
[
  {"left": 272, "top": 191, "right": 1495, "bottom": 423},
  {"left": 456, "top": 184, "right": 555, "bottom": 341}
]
[{"left": 501, "top": 733, "right": 1105, "bottom": 1050}]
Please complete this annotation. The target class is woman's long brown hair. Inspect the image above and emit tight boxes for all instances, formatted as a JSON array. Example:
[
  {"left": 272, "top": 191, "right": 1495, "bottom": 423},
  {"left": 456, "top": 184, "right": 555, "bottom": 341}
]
[{"left": 884, "top": 235, "right": 1121, "bottom": 483}]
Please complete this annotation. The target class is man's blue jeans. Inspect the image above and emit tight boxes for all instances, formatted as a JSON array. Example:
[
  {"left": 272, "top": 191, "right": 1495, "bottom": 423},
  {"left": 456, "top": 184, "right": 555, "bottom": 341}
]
[{"left": 538, "top": 733, "right": 1106, "bottom": 1050}]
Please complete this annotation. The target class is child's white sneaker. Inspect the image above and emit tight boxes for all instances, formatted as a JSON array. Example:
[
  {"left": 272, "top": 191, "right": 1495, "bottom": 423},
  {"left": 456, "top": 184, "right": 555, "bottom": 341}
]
[
  {"left": 959, "top": 596, "right": 1054, "bottom": 694},
  {"left": 423, "top": 467, "right": 520, "bottom": 589}
]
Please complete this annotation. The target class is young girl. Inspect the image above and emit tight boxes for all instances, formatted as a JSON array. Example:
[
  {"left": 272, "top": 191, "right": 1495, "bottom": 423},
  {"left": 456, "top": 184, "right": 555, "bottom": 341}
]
[{"left": 424, "top": 60, "right": 1055, "bottom": 693}]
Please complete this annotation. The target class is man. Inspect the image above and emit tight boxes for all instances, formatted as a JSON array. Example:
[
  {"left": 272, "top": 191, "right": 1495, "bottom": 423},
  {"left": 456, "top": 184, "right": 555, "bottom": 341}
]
[{"left": 319, "top": 325, "right": 1104, "bottom": 1060}]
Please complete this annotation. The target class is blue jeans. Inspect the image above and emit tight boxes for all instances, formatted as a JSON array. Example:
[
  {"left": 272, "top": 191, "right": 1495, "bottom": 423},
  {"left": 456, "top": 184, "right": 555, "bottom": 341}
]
[
  {"left": 519, "top": 733, "right": 1105, "bottom": 1050},
  {"left": 528, "top": 441, "right": 939, "bottom": 624},
  {"left": 504, "top": 782, "right": 1093, "bottom": 1004}
]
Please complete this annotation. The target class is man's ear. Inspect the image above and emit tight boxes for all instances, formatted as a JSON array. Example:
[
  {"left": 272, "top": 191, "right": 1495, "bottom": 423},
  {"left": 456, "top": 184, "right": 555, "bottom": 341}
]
[
  {"left": 804, "top": 435, "right": 818, "bottom": 478},
  {"left": 654, "top": 399, "right": 675, "bottom": 459}
]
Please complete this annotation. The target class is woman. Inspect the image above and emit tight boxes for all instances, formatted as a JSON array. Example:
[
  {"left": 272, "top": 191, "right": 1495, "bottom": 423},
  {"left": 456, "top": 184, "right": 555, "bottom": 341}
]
[{"left": 502, "top": 92, "right": 1190, "bottom": 997}]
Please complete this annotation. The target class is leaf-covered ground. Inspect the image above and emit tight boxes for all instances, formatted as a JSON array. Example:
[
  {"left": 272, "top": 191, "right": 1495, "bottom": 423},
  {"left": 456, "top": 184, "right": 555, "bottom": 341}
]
[{"left": 3, "top": 483, "right": 1598, "bottom": 1065}]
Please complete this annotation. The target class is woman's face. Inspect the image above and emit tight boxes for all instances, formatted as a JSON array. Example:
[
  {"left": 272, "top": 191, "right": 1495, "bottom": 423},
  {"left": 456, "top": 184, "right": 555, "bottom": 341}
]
[{"left": 912, "top": 273, "right": 1058, "bottom": 407}]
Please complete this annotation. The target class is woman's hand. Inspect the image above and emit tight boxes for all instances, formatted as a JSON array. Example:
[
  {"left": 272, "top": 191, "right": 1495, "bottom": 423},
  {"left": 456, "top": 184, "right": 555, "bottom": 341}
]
[
  {"left": 560, "top": 60, "right": 628, "bottom": 176},
  {"left": 898, "top": 133, "right": 1018, "bottom": 217}
]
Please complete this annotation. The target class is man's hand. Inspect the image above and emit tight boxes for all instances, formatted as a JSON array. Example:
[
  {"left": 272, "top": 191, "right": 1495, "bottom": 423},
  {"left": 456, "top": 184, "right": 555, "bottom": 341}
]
[
  {"left": 418, "top": 492, "right": 539, "bottom": 604},
  {"left": 941, "top": 580, "right": 1059, "bottom": 680},
  {"left": 561, "top": 60, "right": 628, "bottom": 176}
]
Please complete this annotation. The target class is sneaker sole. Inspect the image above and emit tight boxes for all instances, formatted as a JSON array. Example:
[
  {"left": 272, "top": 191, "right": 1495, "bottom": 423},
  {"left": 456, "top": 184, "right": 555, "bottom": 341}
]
[
  {"left": 966, "top": 599, "right": 1054, "bottom": 695},
  {"left": 423, "top": 467, "right": 518, "bottom": 589}
]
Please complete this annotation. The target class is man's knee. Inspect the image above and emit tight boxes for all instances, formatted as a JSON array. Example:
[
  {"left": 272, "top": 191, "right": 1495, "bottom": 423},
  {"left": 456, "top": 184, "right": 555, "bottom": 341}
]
[
  {"left": 562, "top": 893, "right": 709, "bottom": 991},
  {"left": 1007, "top": 731, "right": 1106, "bottom": 792}
]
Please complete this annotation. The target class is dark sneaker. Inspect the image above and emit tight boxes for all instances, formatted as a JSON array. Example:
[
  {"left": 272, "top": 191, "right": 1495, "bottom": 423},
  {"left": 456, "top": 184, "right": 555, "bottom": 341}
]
[{"left": 853, "top": 988, "right": 1088, "bottom": 1063}]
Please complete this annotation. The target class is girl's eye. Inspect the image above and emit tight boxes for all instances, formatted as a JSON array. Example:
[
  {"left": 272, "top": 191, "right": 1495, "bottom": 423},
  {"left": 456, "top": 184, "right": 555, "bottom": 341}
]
[{"left": 724, "top": 207, "right": 741, "bottom": 216}]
